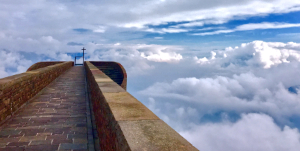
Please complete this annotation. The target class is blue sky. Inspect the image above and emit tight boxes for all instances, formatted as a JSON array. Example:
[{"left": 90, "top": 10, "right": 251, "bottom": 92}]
[
  {"left": 1, "top": 0, "right": 300, "bottom": 150},
  {"left": 137, "top": 11, "right": 300, "bottom": 49}
]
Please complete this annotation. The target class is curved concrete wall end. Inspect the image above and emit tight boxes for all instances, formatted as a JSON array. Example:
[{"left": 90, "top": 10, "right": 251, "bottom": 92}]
[{"left": 89, "top": 61, "right": 127, "bottom": 90}]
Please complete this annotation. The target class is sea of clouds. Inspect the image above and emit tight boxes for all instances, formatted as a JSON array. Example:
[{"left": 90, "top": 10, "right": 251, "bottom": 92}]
[{"left": 1, "top": 40, "right": 300, "bottom": 150}]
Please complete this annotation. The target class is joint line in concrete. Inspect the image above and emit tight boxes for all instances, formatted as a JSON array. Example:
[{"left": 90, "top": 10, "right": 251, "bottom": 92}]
[{"left": 84, "top": 66, "right": 100, "bottom": 151}]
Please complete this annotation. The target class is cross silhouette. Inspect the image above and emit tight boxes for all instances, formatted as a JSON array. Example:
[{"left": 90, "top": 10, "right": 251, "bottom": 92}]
[{"left": 82, "top": 47, "right": 86, "bottom": 63}]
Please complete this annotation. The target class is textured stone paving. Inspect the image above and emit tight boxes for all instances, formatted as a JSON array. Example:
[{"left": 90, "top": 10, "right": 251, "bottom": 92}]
[{"left": 0, "top": 66, "right": 92, "bottom": 151}]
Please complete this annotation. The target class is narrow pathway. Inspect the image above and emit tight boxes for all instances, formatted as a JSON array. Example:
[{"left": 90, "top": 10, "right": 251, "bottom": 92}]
[{"left": 0, "top": 66, "right": 93, "bottom": 151}]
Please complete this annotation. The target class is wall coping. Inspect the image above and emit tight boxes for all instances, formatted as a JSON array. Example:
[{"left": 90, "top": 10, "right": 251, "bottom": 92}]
[{"left": 27, "top": 61, "right": 65, "bottom": 71}]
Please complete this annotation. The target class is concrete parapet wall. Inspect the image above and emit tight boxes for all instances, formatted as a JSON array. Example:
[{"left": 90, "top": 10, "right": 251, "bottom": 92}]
[
  {"left": 0, "top": 61, "right": 73, "bottom": 123},
  {"left": 85, "top": 61, "right": 198, "bottom": 151}
]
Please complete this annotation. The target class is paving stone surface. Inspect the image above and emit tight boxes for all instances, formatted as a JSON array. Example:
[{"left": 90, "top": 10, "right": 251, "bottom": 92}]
[{"left": 0, "top": 66, "right": 91, "bottom": 151}]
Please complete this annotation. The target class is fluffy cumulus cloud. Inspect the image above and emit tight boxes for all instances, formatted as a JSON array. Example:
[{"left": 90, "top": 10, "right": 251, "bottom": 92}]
[
  {"left": 140, "top": 47, "right": 183, "bottom": 62},
  {"left": 0, "top": 50, "right": 33, "bottom": 78},
  {"left": 140, "top": 72, "right": 300, "bottom": 123},
  {"left": 85, "top": 43, "right": 183, "bottom": 75},
  {"left": 194, "top": 41, "right": 300, "bottom": 68},
  {"left": 0, "top": 33, "right": 74, "bottom": 78}
]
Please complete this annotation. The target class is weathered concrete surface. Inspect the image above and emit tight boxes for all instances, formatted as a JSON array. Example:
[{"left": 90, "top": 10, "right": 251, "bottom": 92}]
[
  {"left": 0, "top": 66, "right": 91, "bottom": 151},
  {"left": 119, "top": 120, "right": 197, "bottom": 151},
  {"left": 97, "top": 82, "right": 126, "bottom": 93},
  {"left": 85, "top": 61, "right": 198, "bottom": 151},
  {"left": 103, "top": 92, "right": 159, "bottom": 121}
]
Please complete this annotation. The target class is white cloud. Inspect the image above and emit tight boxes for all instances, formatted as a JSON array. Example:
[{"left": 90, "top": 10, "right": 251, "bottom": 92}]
[
  {"left": 0, "top": 34, "right": 64, "bottom": 55},
  {"left": 57, "top": 53, "right": 73, "bottom": 61},
  {"left": 196, "top": 27, "right": 226, "bottom": 31},
  {"left": 193, "top": 51, "right": 216, "bottom": 64},
  {"left": 237, "top": 22, "right": 300, "bottom": 31},
  {"left": 41, "top": 36, "right": 60, "bottom": 44},
  {"left": 171, "top": 20, "right": 227, "bottom": 28},
  {"left": 0, "top": 66, "right": 9, "bottom": 78},
  {"left": 85, "top": 43, "right": 183, "bottom": 75},
  {"left": 171, "top": 21, "right": 205, "bottom": 28},
  {"left": 154, "top": 37, "right": 163, "bottom": 39},
  {"left": 2, "top": 0, "right": 299, "bottom": 40},
  {"left": 93, "top": 26, "right": 106, "bottom": 33},
  {"left": 0, "top": 50, "right": 33, "bottom": 78},
  {"left": 194, "top": 41, "right": 300, "bottom": 68},
  {"left": 141, "top": 50, "right": 182, "bottom": 62},
  {"left": 193, "top": 56, "right": 209, "bottom": 64},
  {"left": 160, "top": 28, "right": 188, "bottom": 33},
  {"left": 135, "top": 44, "right": 183, "bottom": 62},
  {"left": 0, "top": 50, "right": 74, "bottom": 79},
  {"left": 180, "top": 113, "right": 300, "bottom": 151},
  {"left": 121, "top": 0, "right": 300, "bottom": 28},
  {"left": 144, "top": 28, "right": 189, "bottom": 34},
  {"left": 193, "top": 29, "right": 234, "bottom": 36},
  {"left": 194, "top": 22, "right": 300, "bottom": 36}
]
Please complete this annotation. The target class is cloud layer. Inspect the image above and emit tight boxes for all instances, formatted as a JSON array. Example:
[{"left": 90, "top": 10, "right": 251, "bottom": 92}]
[
  {"left": 138, "top": 40, "right": 300, "bottom": 150},
  {"left": 181, "top": 113, "right": 300, "bottom": 151}
]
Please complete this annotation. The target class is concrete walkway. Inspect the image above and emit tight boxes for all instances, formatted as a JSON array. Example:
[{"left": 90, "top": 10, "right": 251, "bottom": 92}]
[{"left": 0, "top": 66, "right": 93, "bottom": 151}]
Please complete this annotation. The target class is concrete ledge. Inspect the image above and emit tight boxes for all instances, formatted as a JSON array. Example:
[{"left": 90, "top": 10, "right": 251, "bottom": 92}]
[
  {"left": 103, "top": 92, "right": 159, "bottom": 121},
  {"left": 85, "top": 61, "right": 198, "bottom": 151},
  {"left": 119, "top": 120, "right": 198, "bottom": 150},
  {"left": 0, "top": 61, "right": 73, "bottom": 123}
]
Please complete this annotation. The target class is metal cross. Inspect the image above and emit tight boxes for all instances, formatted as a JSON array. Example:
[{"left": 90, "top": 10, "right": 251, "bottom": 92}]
[{"left": 82, "top": 47, "right": 86, "bottom": 63}]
